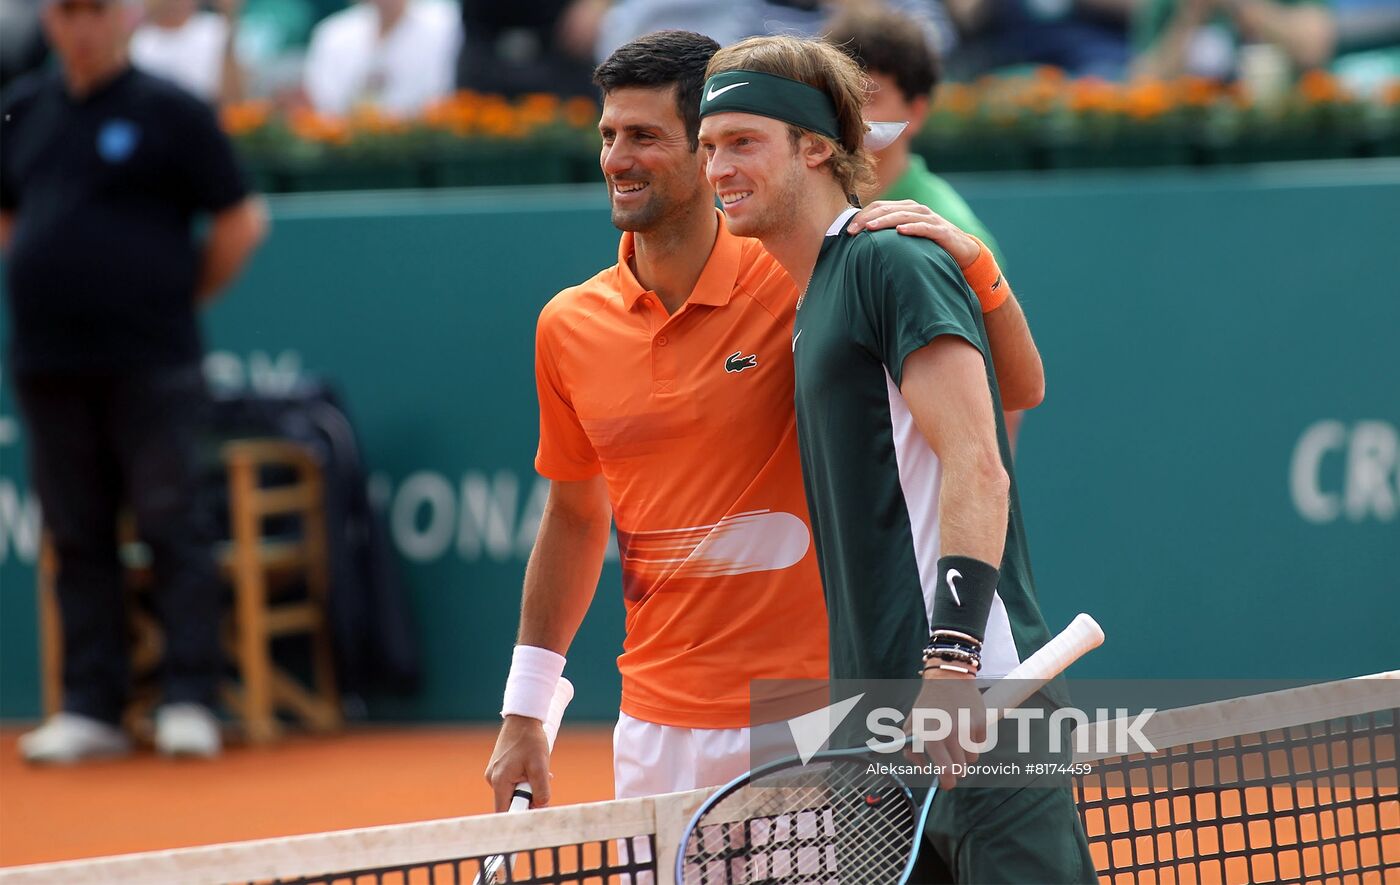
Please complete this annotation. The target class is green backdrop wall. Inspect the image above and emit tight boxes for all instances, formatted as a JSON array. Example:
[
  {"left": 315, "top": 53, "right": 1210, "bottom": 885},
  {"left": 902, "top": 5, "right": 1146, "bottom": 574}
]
[{"left": 3, "top": 161, "right": 1397, "bottom": 722}]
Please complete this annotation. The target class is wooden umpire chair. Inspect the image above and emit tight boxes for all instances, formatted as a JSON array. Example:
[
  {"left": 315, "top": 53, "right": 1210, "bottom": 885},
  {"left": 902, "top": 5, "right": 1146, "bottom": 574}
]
[{"left": 38, "top": 439, "right": 343, "bottom": 745}]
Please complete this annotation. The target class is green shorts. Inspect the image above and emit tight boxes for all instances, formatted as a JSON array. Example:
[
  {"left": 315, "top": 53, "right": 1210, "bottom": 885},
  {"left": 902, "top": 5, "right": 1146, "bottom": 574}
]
[
  {"left": 912, "top": 776, "right": 1097, "bottom": 884},
  {"left": 909, "top": 690, "right": 1097, "bottom": 884}
]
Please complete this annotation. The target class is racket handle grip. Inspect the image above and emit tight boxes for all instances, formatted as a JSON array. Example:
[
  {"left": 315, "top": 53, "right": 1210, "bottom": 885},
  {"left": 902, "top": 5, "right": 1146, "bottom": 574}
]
[
  {"left": 508, "top": 676, "right": 574, "bottom": 806},
  {"left": 983, "top": 614, "right": 1104, "bottom": 718}
]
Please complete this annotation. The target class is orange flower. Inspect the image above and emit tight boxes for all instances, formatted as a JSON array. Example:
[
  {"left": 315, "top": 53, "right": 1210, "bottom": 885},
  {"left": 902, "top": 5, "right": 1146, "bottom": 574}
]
[
  {"left": 1125, "top": 81, "right": 1172, "bottom": 119},
  {"left": 518, "top": 93, "right": 562, "bottom": 126},
  {"left": 1298, "top": 69, "right": 1347, "bottom": 104},
  {"left": 288, "top": 107, "right": 351, "bottom": 145},
  {"left": 564, "top": 96, "right": 599, "bottom": 129},
  {"left": 1066, "top": 78, "right": 1120, "bottom": 114},
  {"left": 931, "top": 83, "right": 971, "bottom": 115},
  {"left": 221, "top": 100, "right": 272, "bottom": 135},
  {"left": 1179, "top": 76, "right": 1221, "bottom": 107},
  {"left": 350, "top": 105, "right": 410, "bottom": 134},
  {"left": 422, "top": 96, "right": 463, "bottom": 128},
  {"left": 1020, "top": 79, "right": 1058, "bottom": 113}
]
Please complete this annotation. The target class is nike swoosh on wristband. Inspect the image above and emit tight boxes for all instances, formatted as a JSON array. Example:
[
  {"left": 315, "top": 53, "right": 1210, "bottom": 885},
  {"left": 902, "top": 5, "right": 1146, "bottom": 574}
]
[
  {"left": 947, "top": 569, "right": 963, "bottom": 605},
  {"left": 706, "top": 81, "right": 749, "bottom": 101}
]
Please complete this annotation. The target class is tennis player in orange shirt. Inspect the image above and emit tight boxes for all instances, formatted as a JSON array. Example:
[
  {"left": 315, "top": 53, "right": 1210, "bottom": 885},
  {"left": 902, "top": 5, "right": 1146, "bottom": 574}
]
[{"left": 485, "top": 29, "right": 1045, "bottom": 807}]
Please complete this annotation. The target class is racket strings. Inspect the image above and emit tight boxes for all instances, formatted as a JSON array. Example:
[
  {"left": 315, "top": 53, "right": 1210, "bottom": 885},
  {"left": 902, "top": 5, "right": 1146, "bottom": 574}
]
[{"left": 681, "top": 760, "right": 919, "bottom": 884}]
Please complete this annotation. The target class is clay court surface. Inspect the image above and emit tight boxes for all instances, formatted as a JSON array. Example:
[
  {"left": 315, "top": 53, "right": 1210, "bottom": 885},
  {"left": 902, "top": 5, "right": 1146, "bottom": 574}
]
[{"left": 0, "top": 724, "right": 618, "bottom": 868}]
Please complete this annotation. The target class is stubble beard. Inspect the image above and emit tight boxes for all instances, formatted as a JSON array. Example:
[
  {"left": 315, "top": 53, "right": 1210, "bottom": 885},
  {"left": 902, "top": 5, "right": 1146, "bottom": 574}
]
[
  {"left": 739, "top": 157, "right": 806, "bottom": 243},
  {"left": 609, "top": 189, "right": 662, "bottom": 233},
  {"left": 614, "top": 172, "right": 712, "bottom": 236}
]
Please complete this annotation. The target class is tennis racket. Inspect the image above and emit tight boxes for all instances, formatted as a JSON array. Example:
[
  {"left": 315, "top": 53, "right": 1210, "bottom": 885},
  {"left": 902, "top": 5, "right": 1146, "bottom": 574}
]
[
  {"left": 677, "top": 613, "right": 1105, "bottom": 885},
  {"left": 475, "top": 676, "right": 575, "bottom": 885}
]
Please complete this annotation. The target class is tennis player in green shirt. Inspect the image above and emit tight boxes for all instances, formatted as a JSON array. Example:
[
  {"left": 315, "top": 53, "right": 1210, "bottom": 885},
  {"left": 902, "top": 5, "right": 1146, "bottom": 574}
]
[{"left": 697, "top": 34, "right": 1095, "bottom": 883}]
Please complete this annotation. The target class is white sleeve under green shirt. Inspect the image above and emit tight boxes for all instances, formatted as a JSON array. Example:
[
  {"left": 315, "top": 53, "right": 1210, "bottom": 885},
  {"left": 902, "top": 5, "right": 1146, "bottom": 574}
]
[{"left": 791, "top": 206, "right": 1063, "bottom": 701}]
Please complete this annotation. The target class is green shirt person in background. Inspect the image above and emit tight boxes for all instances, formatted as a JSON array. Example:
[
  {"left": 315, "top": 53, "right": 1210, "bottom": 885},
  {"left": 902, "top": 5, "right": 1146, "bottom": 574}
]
[{"left": 825, "top": 5, "right": 1022, "bottom": 445}]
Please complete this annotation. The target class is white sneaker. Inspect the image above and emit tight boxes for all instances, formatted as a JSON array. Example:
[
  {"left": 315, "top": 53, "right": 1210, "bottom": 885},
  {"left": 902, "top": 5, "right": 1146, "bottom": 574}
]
[
  {"left": 154, "top": 703, "right": 222, "bottom": 759},
  {"left": 19, "top": 712, "right": 132, "bottom": 764}
]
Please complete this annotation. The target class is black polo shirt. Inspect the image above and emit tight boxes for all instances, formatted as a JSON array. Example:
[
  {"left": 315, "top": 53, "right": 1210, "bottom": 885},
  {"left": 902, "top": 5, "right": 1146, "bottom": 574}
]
[{"left": 0, "top": 66, "right": 249, "bottom": 375}]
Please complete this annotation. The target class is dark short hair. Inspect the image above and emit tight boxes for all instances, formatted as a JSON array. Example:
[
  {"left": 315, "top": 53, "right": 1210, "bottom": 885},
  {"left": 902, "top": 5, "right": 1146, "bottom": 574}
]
[
  {"left": 824, "top": 7, "right": 941, "bottom": 103},
  {"left": 593, "top": 30, "right": 721, "bottom": 151}
]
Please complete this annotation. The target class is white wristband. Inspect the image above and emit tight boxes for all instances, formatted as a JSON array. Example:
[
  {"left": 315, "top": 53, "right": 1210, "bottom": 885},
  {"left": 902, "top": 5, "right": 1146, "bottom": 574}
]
[{"left": 501, "top": 645, "right": 566, "bottom": 722}]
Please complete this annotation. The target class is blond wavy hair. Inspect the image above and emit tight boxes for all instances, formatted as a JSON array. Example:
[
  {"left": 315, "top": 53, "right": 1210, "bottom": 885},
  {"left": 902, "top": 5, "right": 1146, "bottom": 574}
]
[{"left": 706, "top": 35, "right": 877, "bottom": 200}]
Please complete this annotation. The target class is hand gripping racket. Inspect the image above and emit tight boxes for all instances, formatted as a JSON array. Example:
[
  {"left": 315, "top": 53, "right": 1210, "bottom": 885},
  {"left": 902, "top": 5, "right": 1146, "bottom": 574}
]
[
  {"left": 677, "top": 613, "right": 1105, "bottom": 885},
  {"left": 475, "top": 676, "right": 574, "bottom": 885}
]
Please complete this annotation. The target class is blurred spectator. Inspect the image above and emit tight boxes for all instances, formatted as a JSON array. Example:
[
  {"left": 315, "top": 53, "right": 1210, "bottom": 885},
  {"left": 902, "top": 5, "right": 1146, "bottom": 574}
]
[
  {"left": 130, "top": 0, "right": 244, "bottom": 104},
  {"left": 594, "top": 0, "right": 771, "bottom": 59},
  {"left": 303, "top": 0, "right": 460, "bottom": 116},
  {"left": 457, "top": 0, "right": 604, "bottom": 98},
  {"left": 1331, "top": 0, "right": 1400, "bottom": 93},
  {"left": 595, "top": 0, "right": 957, "bottom": 68},
  {"left": 943, "top": 0, "right": 1133, "bottom": 78},
  {"left": 1132, "top": 0, "right": 1337, "bottom": 81},
  {"left": 826, "top": 3, "right": 1029, "bottom": 447},
  {"left": 1, "top": 0, "right": 267, "bottom": 763},
  {"left": 1, "top": 0, "right": 49, "bottom": 91},
  {"left": 233, "top": 0, "right": 316, "bottom": 101}
]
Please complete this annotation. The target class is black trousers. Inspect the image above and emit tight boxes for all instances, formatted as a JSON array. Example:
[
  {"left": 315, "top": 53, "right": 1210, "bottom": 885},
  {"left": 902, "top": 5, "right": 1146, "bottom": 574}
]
[{"left": 15, "top": 366, "right": 221, "bottom": 724}]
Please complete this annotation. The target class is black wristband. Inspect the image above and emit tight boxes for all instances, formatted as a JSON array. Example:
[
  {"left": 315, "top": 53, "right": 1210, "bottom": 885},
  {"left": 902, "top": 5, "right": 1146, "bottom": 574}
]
[{"left": 930, "top": 555, "right": 999, "bottom": 645}]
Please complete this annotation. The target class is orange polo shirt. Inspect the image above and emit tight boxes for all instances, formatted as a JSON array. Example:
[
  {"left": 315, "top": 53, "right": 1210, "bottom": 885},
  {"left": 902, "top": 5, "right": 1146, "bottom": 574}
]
[{"left": 534, "top": 212, "right": 829, "bottom": 728}]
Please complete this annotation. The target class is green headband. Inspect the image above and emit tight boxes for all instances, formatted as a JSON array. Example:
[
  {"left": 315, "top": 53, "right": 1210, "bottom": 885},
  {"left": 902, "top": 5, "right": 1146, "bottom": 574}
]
[{"left": 698, "top": 70, "right": 841, "bottom": 142}]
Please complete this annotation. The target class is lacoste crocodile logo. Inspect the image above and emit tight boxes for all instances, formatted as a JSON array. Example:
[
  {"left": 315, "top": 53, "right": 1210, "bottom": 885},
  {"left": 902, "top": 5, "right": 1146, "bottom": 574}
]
[{"left": 725, "top": 351, "right": 758, "bottom": 373}]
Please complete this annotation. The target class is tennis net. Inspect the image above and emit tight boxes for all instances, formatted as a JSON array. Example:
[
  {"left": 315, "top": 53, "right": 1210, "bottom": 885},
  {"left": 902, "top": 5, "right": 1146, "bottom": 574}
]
[
  {"left": 1, "top": 672, "right": 1394, "bottom": 885},
  {"left": 1074, "top": 671, "right": 1398, "bottom": 884}
]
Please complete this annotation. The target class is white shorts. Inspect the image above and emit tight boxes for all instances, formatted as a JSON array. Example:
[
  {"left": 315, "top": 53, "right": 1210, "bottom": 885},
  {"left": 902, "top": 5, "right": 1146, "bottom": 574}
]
[
  {"left": 612, "top": 713, "right": 802, "bottom": 882},
  {"left": 611, "top": 713, "right": 761, "bottom": 884},
  {"left": 612, "top": 712, "right": 753, "bottom": 799}
]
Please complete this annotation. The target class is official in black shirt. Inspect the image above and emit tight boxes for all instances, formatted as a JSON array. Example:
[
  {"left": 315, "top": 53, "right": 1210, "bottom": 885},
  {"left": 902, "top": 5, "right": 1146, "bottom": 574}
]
[{"left": 0, "top": 0, "right": 267, "bottom": 763}]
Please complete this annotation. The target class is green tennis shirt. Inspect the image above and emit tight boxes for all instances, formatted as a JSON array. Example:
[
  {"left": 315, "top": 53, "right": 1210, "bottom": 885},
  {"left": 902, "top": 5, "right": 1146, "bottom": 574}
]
[{"left": 792, "top": 207, "right": 1064, "bottom": 703}]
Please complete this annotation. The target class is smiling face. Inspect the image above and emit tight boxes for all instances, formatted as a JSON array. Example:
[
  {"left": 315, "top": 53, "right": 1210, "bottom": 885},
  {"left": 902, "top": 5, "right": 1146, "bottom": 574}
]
[
  {"left": 699, "top": 112, "right": 811, "bottom": 241},
  {"left": 598, "top": 85, "right": 711, "bottom": 233}
]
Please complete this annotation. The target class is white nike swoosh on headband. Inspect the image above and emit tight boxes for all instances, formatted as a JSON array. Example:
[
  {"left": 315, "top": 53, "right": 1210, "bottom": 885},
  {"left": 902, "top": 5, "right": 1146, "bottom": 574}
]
[{"left": 706, "top": 82, "right": 749, "bottom": 101}]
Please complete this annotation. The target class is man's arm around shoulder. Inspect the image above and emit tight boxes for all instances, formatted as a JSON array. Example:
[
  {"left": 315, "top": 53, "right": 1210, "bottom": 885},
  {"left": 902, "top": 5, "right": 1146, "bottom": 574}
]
[
  {"left": 981, "top": 290, "right": 1044, "bottom": 411},
  {"left": 485, "top": 474, "right": 611, "bottom": 811},
  {"left": 850, "top": 203, "right": 1044, "bottom": 411}
]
